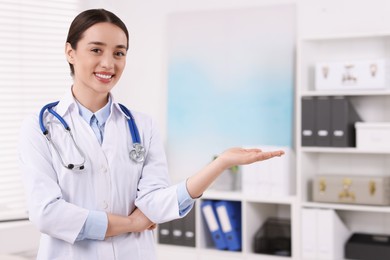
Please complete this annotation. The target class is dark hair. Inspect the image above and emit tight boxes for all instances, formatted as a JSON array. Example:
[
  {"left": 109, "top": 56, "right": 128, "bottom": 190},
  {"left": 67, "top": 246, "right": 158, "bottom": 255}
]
[{"left": 66, "top": 9, "right": 129, "bottom": 75}]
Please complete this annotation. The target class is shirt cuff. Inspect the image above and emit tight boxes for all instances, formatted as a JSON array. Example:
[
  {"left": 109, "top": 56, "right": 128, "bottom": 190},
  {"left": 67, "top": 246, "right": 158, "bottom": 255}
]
[
  {"left": 177, "top": 180, "right": 196, "bottom": 216},
  {"left": 76, "top": 210, "right": 108, "bottom": 241}
]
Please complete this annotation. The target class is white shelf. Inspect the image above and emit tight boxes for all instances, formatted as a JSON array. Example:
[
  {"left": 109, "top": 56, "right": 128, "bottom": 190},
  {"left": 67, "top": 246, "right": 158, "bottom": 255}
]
[
  {"left": 301, "top": 147, "right": 390, "bottom": 154},
  {"left": 301, "top": 89, "right": 390, "bottom": 97},
  {"left": 301, "top": 32, "right": 390, "bottom": 42},
  {"left": 203, "top": 190, "right": 296, "bottom": 205},
  {"left": 202, "top": 190, "right": 243, "bottom": 201},
  {"left": 246, "top": 252, "right": 293, "bottom": 260},
  {"left": 302, "top": 202, "right": 390, "bottom": 213},
  {"left": 244, "top": 194, "right": 296, "bottom": 205}
]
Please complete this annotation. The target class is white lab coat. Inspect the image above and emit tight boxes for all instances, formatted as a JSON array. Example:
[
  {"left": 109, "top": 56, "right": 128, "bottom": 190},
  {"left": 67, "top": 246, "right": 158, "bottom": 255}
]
[{"left": 18, "top": 90, "right": 181, "bottom": 260}]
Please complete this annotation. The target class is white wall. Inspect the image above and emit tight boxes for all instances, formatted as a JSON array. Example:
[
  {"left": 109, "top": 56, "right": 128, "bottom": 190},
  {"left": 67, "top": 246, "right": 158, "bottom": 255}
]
[
  {"left": 83, "top": 0, "right": 296, "bottom": 143},
  {"left": 4, "top": 0, "right": 390, "bottom": 257}
]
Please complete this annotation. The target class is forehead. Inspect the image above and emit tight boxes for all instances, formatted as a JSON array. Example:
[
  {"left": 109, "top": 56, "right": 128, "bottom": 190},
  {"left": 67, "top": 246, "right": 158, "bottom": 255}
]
[{"left": 80, "top": 22, "right": 127, "bottom": 47}]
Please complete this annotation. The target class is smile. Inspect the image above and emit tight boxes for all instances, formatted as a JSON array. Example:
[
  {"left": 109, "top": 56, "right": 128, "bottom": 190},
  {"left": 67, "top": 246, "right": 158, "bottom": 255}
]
[{"left": 95, "top": 73, "right": 113, "bottom": 79}]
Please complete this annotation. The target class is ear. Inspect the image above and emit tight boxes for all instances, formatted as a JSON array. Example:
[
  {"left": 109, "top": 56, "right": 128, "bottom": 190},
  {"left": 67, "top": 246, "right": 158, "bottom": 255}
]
[{"left": 65, "top": 42, "right": 75, "bottom": 64}]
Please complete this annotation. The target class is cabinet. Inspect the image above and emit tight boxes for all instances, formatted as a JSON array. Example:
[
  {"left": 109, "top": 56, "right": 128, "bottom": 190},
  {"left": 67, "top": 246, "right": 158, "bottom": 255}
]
[
  {"left": 157, "top": 190, "right": 296, "bottom": 260},
  {"left": 297, "top": 32, "right": 390, "bottom": 259}
]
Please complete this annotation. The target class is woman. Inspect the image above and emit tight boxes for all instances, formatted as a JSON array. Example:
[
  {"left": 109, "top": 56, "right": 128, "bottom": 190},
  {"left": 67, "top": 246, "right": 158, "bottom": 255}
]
[{"left": 18, "top": 9, "right": 284, "bottom": 260}]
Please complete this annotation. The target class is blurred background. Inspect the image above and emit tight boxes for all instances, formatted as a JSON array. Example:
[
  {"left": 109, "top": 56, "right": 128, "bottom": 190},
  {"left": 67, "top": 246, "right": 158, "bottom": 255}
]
[{"left": 1, "top": 0, "right": 389, "bottom": 259}]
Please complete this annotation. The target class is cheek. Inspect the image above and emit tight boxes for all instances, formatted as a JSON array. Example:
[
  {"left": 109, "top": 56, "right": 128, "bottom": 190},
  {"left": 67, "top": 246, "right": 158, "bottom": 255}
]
[{"left": 115, "top": 61, "right": 126, "bottom": 74}]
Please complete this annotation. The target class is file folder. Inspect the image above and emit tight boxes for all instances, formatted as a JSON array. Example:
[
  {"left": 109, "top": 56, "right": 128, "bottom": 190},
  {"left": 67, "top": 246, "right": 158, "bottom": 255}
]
[
  {"left": 301, "top": 208, "right": 350, "bottom": 260},
  {"left": 183, "top": 207, "right": 196, "bottom": 247},
  {"left": 171, "top": 217, "right": 185, "bottom": 246},
  {"left": 317, "top": 209, "right": 350, "bottom": 260},
  {"left": 301, "top": 208, "right": 317, "bottom": 259},
  {"left": 331, "top": 96, "right": 361, "bottom": 147},
  {"left": 158, "top": 221, "right": 172, "bottom": 245},
  {"left": 301, "top": 97, "right": 317, "bottom": 146},
  {"left": 315, "top": 96, "right": 332, "bottom": 146},
  {"left": 215, "top": 201, "right": 242, "bottom": 251},
  {"left": 201, "top": 200, "right": 228, "bottom": 250}
]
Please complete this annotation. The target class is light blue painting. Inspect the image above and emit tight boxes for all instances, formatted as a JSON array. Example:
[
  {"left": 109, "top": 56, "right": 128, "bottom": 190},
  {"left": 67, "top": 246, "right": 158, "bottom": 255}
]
[{"left": 167, "top": 5, "right": 295, "bottom": 180}]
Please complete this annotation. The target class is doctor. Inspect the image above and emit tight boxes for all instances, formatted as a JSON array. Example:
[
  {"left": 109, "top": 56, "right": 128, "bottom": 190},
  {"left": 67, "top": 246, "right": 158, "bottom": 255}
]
[{"left": 18, "top": 9, "right": 284, "bottom": 260}]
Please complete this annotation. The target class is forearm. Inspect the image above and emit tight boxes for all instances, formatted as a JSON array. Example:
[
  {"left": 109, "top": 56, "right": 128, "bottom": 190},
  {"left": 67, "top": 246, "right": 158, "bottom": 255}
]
[
  {"left": 186, "top": 157, "right": 227, "bottom": 198},
  {"left": 105, "top": 213, "right": 133, "bottom": 237},
  {"left": 105, "top": 208, "right": 154, "bottom": 238}
]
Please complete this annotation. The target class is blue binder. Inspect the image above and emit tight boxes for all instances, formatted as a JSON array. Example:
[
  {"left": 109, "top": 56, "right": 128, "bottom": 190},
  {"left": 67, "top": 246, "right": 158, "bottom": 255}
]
[
  {"left": 201, "top": 200, "right": 228, "bottom": 250},
  {"left": 215, "top": 200, "right": 242, "bottom": 251}
]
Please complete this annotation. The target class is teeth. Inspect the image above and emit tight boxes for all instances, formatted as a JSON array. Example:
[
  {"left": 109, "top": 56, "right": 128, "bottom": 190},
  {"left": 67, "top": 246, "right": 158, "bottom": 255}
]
[{"left": 95, "top": 73, "right": 112, "bottom": 79}]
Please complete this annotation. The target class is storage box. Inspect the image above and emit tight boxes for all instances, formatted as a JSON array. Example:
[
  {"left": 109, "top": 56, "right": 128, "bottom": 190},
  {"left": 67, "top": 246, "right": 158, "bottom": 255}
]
[
  {"left": 345, "top": 233, "right": 390, "bottom": 260},
  {"left": 312, "top": 175, "right": 390, "bottom": 205},
  {"left": 355, "top": 122, "right": 390, "bottom": 151},
  {"left": 315, "top": 59, "right": 389, "bottom": 90}
]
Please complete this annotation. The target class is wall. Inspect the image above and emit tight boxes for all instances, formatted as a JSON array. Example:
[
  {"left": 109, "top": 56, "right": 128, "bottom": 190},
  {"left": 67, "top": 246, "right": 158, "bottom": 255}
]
[
  {"left": 4, "top": 0, "right": 390, "bottom": 256},
  {"left": 83, "top": 0, "right": 296, "bottom": 143}
]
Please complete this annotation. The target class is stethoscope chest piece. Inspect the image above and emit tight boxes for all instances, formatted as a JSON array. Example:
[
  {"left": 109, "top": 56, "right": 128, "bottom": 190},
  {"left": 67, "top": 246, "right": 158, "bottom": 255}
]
[{"left": 130, "top": 143, "right": 145, "bottom": 163}]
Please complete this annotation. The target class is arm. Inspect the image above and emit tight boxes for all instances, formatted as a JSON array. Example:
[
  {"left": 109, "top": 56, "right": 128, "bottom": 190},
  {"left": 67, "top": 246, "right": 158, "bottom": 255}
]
[
  {"left": 186, "top": 147, "right": 284, "bottom": 198},
  {"left": 105, "top": 208, "right": 155, "bottom": 238}
]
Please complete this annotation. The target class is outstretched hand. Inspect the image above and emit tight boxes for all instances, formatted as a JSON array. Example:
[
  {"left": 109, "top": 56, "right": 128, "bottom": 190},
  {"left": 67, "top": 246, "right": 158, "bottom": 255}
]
[
  {"left": 217, "top": 147, "right": 285, "bottom": 169},
  {"left": 186, "top": 147, "right": 285, "bottom": 199}
]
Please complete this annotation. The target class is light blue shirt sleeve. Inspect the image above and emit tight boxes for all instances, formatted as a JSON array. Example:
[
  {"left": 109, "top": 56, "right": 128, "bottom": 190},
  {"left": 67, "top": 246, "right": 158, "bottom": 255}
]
[
  {"left": 177, "top": 180, "right": 196, "bottom": 216},
  {"left": 76, "top": 210, "right": 108, "bottom": 241}
]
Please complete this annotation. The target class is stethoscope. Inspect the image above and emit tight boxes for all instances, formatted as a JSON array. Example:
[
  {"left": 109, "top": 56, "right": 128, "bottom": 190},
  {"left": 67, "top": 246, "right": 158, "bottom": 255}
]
[{"left": 39, "top": 101, "right": 145, "bottom": 171}]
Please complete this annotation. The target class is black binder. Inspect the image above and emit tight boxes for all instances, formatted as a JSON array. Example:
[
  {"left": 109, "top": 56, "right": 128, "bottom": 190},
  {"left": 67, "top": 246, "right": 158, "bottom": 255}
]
[
  {"left": 331, "top": 96, "right": 361, "bottom": 147},
  {"left": 301, "top": 97, "right": 316, "bottom": 146},
  {"left": 183, "top": 207, "right": 196, "bottom": 247},
  {"left": 171, "top": 217, "right": 186, "bottom": 246},
  {"left": 158, "top": 221, "right": 172, "bottom": 245},
  {"left": 158, "top": 208, "right": 196, "bottom": 247},
  {"left": 315, "top": 96, "right": 332, "bottom": 146}
]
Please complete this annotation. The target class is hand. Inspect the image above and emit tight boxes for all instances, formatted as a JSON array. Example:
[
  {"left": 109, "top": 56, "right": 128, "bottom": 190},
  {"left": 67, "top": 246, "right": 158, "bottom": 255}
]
[
  {"left": 217, "top": 147, "right": 284, "bottom": 169},
  {"left": 128, "top": 208, "right": 156, "bottom": 232}
]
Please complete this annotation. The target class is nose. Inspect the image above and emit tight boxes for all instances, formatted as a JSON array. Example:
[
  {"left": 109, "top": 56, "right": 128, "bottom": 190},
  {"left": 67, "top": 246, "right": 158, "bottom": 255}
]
[{"left": 100, "top": 53, "right": 114, "bottom": 70}]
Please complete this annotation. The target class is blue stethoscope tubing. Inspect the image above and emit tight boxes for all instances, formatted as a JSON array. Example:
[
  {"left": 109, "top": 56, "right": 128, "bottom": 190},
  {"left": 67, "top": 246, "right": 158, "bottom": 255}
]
[{"left": 39, "top": 101, "right": 145, "bottom": 171}]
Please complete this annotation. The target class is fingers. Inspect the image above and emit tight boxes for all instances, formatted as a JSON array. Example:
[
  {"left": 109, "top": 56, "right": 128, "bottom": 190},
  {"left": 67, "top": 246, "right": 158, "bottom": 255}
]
[
  {"left": 147, "top": 223, "right": 157, "bottom": 230},
  {"left": 258, "top": 150, "right": 284, "bottom": 161}
]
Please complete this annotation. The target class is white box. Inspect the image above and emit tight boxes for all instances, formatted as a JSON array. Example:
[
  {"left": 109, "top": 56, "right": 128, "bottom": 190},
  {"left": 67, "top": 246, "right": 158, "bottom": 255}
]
[
  {"left": 315, "top": 59, "right": 389, "bottom": 90},
  {"left": 355, "top": 122, "right": 390, "bottom": 151},
  {"left": 241, "top": 146, "right": 294, "bottom": 197}
]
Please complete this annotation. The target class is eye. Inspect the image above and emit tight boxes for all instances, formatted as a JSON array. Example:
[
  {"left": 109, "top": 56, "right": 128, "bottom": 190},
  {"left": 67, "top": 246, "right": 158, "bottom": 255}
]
[
  {"left": 91, "top": 48, "right": 101, "bottom": 54},
  {"left": 115, "top": 51, "right": 126, "bottom": 57}
]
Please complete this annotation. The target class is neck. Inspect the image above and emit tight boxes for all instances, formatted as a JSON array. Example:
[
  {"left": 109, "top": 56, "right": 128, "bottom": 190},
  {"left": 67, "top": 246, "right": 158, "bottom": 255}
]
[{"left": 71, "top": 85, "right": 109, "bottom": 113}]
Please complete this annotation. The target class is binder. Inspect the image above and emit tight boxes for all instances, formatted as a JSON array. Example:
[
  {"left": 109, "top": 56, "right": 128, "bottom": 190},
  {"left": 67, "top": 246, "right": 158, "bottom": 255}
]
[
  {"left": 215, "top": 201, "right": 242, "bottom": 251},
  {"left": 301, "top": 208, "right": 350, "bottom": 260},
  {"left": 201, "top": 200, "right": 228, "bottom": 250},
  {"left": 301, "top": 97, "right": 317, "bottom": 146},
  {"left": 183, "top": 207, "right": 196, "bottom": 247},
  {"left": 158, "top": 221, "right": 172, "bottom": 245},
  {"left": 301, "top": 208, "right": 318, "bottom": 259},
  {"left": 331, "top": 96, "right": 361, "bottom": 147},
  {"left": 317, "top": 209, "right": 350, "bottom": 260},
  {"left": 171, "top": 217, "right": 185, "bottom": 246},
  {"left": 315, "top": 96, "right": 332, "bottom": 146}
]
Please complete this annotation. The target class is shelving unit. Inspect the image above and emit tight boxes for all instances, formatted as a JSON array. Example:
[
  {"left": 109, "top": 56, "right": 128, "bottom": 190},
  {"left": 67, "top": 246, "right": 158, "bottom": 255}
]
[
  {"left": 157, "top": 1, "right": 390, "bottom": 259},
  {"left": 157, "top": 190, "right": 296, "bottom": 260},
  {"left": 296, "top": 6, "right": 390, "bottom": 257}
]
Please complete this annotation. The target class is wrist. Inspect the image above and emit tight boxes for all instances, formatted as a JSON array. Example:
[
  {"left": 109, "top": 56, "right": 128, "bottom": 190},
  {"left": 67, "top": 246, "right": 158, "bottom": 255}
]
[{"left": 213, "top": 155, "right": 230, "bottom": 171}]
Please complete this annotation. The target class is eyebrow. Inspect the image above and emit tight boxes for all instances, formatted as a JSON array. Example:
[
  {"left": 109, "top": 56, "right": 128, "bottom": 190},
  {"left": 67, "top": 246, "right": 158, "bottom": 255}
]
[{"left": 88, "top": 41, "right": 127, "bottom": 49}]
